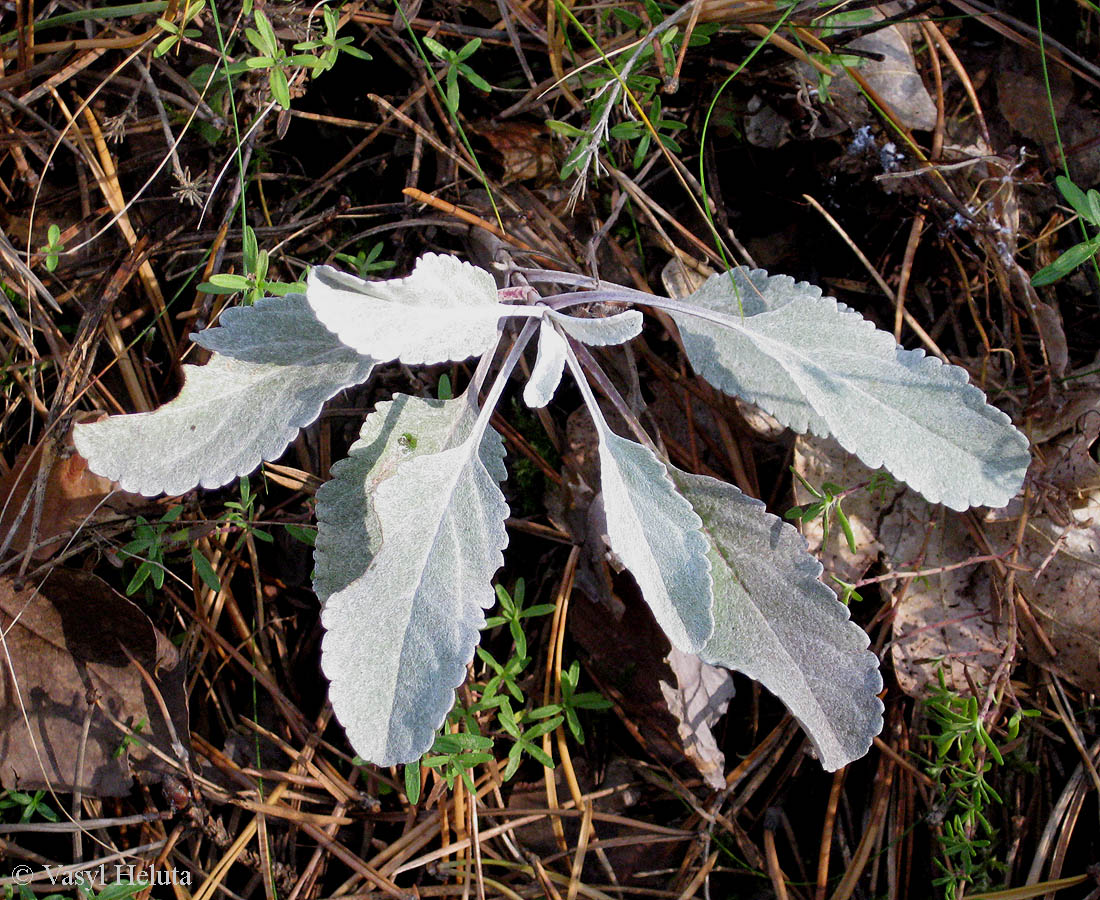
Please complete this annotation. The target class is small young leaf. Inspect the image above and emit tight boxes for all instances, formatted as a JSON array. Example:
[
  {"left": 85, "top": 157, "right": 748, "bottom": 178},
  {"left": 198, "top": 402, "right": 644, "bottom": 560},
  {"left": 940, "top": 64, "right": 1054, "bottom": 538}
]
[
  {"left": 523, "top": 317, "right": 567, "bottom": 409},
  {"left": 269, "top": 66, "right": 291, "bottom": 109},
  {"left": 74, "top": 294, "right": 375, "bottom": 496},
  {"left": 252, "top": 9, "right": 279, "bottom": 57},
  {"left": 669, "top": 269, "right": 1030, "bottom": 511},
  {"left": 1031, "top": 239, "right": 1100, "bottom": 287},
  {"left": 191, "top": 546, "right": 221, "bottom": 593},
  {"left": 404, "top": 762, "right": 422, "bottom": 804},
  {"left": 320, "top": 394, "right": 509, "bottom": 765},
  {"left": 243, "top": 225, "right": 259, "bottom": 271},
  {"left": 548, "top": 308, "right": 643, "bottom": 346},
  {"left": 456, "top": 38, "right": 481, "bottom": 61},
  {"left": 669, "top": 467, "right": 884, "bottom": 770},
  {"left": 423, "top": 36, "right": 448, "bottom": 60},
  {"left": 307, "top": 254, "right": 529, "bottom": 364},
  {"left": 1054, "top": 175, "right": 1097, "bottom": 225},
  {"left": 462, "top": 68, "right": 492, "bottom": 93}
]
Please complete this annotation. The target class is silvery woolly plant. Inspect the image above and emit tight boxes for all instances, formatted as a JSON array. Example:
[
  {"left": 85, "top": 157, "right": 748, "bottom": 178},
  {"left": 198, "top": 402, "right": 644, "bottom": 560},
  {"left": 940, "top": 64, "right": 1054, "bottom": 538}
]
[{"left": 75, "top": 254, "right": 1031, "bottom": 772}]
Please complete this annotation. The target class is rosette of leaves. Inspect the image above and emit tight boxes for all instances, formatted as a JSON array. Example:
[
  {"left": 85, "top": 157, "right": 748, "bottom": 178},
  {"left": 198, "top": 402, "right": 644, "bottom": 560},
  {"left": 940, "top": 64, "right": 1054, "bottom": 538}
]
[{"left": 74, "top": 254, "right": 1031, "bottom": 771}]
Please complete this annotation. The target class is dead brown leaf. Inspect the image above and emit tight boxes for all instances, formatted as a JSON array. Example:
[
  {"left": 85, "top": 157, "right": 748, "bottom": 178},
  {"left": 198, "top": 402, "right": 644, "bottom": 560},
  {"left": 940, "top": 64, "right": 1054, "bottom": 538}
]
[
  {"left": 1, "top": 415, "right": 144, "bottom": 561},
  {"left": 882, "top": 495, "right": 1009, "bottom": 697},
  {"left": 0, "top": 568, "right": 189, "bottom": 796}
]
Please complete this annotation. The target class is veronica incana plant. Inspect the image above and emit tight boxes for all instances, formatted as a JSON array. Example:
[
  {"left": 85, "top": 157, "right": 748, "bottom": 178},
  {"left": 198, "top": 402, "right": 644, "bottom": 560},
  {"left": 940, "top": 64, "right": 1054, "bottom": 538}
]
[{"left": 74, "top": 253, "right": 1030, "bottom": 771}]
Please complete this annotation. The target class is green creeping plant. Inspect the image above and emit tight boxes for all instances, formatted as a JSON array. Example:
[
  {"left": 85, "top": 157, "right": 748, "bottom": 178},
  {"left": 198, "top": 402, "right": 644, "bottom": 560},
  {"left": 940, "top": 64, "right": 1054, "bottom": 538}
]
[{"left": 75, "top": 254, "right": 1030, "bottom": 771}]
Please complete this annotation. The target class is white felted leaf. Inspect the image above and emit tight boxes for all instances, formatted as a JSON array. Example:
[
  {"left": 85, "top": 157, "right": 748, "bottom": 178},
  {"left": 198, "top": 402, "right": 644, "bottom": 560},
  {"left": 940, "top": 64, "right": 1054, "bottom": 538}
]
[
  {"left": 548, "top": 308, "right": 643, "bottom": 346},
  {"left": 597, "top": 428, "right": 713, "bottom": 652},
  {"left": 669, "top": 466, "right": 884, "bottom": 770},
  {"left": 670, "top": 270, "right": 1030, "bottom": 510},
  {"left": 73, "top": 294, "right": 375, "bottom": 497},
  {"left": 314, "top": 395, "right": 473, "bottom": 605},
  {"left": 307, "top": 253, "right": 526, "bottom": 364},
  {"left": 523, "top": 317, "right": 567, "bottom": 409},
  {"left": 320, "top": 399, "right": 509, "bottom": 765}
]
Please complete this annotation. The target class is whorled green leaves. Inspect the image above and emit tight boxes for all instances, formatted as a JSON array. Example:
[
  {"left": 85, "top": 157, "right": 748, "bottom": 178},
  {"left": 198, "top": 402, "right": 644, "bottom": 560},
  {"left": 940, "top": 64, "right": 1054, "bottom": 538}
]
[
  {"left": 73, "top": 294, "right": 375, "bottom": 496},
  {"left": 317, "top": 394, "right": 509, "bottom": 766},
  {"left": 668, "top": 270, "right": 1030, "bottom": 511}
]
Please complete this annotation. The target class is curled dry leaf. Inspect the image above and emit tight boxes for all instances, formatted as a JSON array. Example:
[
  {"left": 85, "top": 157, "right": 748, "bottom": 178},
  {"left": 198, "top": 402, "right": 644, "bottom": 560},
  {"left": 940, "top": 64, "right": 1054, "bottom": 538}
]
[
  {"left": 659, "top": 648, "right": 736, "bottom": 790},
  {"left": 847, "top": 5, "right": 937, "bottom": 132},
  {"left": 1002, "top": 495, "right": 1100, "bottom": 693},
  {"left": 0, "top": 569, "right": 189, "bottom": 796}
]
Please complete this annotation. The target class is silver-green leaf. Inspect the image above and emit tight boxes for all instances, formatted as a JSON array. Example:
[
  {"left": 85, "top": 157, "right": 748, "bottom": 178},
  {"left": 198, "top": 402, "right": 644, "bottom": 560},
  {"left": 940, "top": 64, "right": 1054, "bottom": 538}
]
[
  {"left": 597, "top": 428, "right": 713, "bottom": 652},
  {"left": 314, "top": 395, "right": 472, "bottom": 605},
  {"left": 319, "top": 395, "right": 509, "bottom": 766},
  {"left": 548, "top": 308, "right": 643, "bottom": 346},
  {"left": 307, "top": 253, "right": 526, "bottom": 364},
  {"left": 73, "top": 294, "right": 375, "bottom": 496},
  {"left": 523, "top": 317, "right": 567, "bottom": 409},
  {"left": 669, "top": 466, "right": 884, "bottom": 770},
  {"left": 669, "top": 270, "right": 1030, "bottom": 511}
]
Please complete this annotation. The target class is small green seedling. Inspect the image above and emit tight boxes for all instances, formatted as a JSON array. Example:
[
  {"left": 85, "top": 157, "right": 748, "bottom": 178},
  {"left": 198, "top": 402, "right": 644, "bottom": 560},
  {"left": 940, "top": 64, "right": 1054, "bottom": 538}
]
[
  {"left": 333, "top": 242, "right": 396, "bottom": 279},
  {"left": 154, "top": 0, "right": 205, "bottom": 58},
  {"left": 786, "top": 469, "right": 858, "bottom": 554},
  {"left": 1032, "top": 175, "right": 1100, "bottom": 286},
  {"left": 199, "top": 225, "right": 305, "bottom": 303},
  {"left": 119, "top": 505, "right": 184, "bottom": 595},
  {"left": 0, "top": 788, "right": 59, "bottom": 823},
  {"left": 292, "top": 6, "right": 372, "bottom": 73},
  {"left": 40, "top": 223, "right": 63, "bottom": 272},
  {"left": 483, "top": 578, "right": 556, "bottom": 659},
  {"left": 422, "top": 37, "right": 492, "bottom": 113},
  {"left": 243, "top": 9, "right": 321, "bottom": 109},
  {"left": 559, "top": 660, "right": 612, "bottom": 743},
  {"left": 113, "top": 716, "right": 148, "bottom": 758},
  {"left": 609, "top": 96, "right": 687, "bottom": 169},
  {"left": 419, "top": 731, "right": 495, "bottom": 793},
  {"left": 921, "top": 668, "right": 1040, "bottom": 899}
]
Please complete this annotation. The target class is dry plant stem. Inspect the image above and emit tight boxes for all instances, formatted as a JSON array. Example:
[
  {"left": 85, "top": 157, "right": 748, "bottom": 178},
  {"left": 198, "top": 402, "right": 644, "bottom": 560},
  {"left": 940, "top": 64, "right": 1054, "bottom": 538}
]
[
  {"left": 566, "top": 800, "right": 594, "bottom": 900},
  {"left": 801, "top": 193, "right": 948, "bottom": 363},
  {"left": 815, "top": 768, "right": 846, "bottom": 900},
  {"left": 299, "top": 819, "right": 406, "bottom": 897},
  {"left": 1025, "top": 739, "right": 1100, "bottom": 888},
  {"left": 763, "top": 818, "right": 791, "bottom": 900},
  {"left": 894, "top": 213, "right": 925, "bottom": 343},
  {"left": 828, "top": 751, "right": 895, "bottom": 900},
  {"left": 402, "top": 187, "right": 549, "bottom": 260},
  {"left": 945, "top": 0, "right": 1100, "bottom": 89},
  {"left": 921, "top": 19, "right": 991, "bottom": 147},
  {"left": 608, "top": 166, "right": 728, "bottom": 268},
  {"left": 1047, "top": 680, "right": 1100, "bottom": 797},
  {"left": 0, "top": 812, "right": 169, "bottom": 835},
  {"left": 677, "top": 850, "right": 720, "bottom": 900},
  {"left": 540, "top": 544, "right": 582, "bottom": 853}
]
